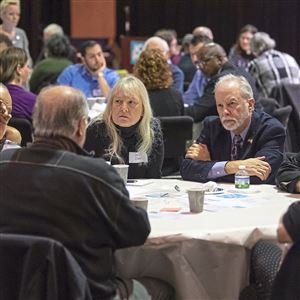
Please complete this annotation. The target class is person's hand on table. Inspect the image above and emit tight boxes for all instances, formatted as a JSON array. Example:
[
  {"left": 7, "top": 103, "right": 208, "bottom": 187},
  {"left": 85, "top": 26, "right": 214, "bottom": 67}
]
[
  {"left": 225, "top": 156, "right": 271, "bottom": 181},
  {"left": 185, "top": 143, "right": 211, "bottom": 161}
]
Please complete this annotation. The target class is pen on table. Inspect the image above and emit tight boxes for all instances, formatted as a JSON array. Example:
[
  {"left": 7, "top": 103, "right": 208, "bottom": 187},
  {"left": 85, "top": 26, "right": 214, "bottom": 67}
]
[
  {"left": 174, "top": 185, "right": 181, "bottom": 192},
  {"left": 127, "top": 179, "right": 138, "bottom": 183}
]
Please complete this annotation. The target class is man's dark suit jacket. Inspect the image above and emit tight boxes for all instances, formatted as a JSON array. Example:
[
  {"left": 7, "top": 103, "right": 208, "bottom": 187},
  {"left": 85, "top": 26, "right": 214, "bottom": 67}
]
[
  {"left": 276, "top": 152, "right": 300, "bottom": 192},
  {"left": 184, "top": 61, "right": 262, "bottom": 122},
  {"left": 180, "top": 111, "right": 285, "bottom": 184}
]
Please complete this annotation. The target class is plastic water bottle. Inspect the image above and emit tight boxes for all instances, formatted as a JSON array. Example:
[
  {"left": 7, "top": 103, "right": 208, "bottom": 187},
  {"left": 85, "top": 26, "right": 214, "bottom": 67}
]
[{"left": 235, "top": 165, "right": 250, "bottom": 189}]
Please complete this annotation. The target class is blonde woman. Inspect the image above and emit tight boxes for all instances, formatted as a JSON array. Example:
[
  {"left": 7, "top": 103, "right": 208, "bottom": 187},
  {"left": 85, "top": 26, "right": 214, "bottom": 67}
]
[
  {"left": 84, "top": 75, "right": 164, "bottom": 179},
  {"left": 0, "top": 0, "right": 32, "bottom": 65}
]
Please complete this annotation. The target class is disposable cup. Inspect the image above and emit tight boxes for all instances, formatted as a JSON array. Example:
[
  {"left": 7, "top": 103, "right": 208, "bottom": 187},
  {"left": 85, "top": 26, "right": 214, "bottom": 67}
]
[
  {"left": 186, "top": 188, "right": 205, "bottom": 213},
  {"left": 130, "top": 196, "right": 148, "bottom": 211},
  {"left": 113, "top": 164, "right": 129, "bottom": 183}
]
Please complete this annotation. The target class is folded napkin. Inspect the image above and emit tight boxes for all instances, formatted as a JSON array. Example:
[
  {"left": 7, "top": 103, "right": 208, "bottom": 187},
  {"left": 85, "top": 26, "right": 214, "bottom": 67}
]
[{"left": 202, "top": 181, "right": 218, "bottom": 192}]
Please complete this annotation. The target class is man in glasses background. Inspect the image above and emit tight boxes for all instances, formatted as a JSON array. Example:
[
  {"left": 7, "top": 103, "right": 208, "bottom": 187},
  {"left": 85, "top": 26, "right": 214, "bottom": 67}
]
[
  {"left": 182, "top": 34, "right": 212, "bottom": 106},
  {"left": 185, "top": 42, "right": 262, "bottom": 122}
]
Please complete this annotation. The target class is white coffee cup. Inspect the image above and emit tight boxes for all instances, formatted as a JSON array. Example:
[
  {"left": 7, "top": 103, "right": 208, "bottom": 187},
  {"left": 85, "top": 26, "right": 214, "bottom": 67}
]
[
  {"left": 113, "top": 164, "right": 129, "bottom": 183},
  {"left": 130, "top": 196, "right": 148, "bottom": 211},
  {"left": 186, "top": 188, "right": 205, "bottom": 213}
]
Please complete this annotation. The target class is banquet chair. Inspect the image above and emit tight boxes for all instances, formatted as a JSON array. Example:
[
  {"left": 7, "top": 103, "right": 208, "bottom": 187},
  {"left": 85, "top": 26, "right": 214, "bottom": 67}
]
[
  {"left": 158, "top": 116, "right": 193, "bottom": 176},
  {"left": 271, "top": 83, "right": 300, "bottom": 152},
  {"left": 8, "top": 117, "right": 33, "bottom": 147},
  {"left": 273, "top": 105, "right": 292, "bottom": 128},
  {"left": 0, "top": 234, "right": 92, "bottom": 300}
]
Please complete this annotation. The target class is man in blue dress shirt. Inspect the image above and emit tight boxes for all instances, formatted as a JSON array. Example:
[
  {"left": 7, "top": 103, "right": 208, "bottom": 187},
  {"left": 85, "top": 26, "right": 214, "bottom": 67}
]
[
  {"left": 183, "top": 35, "right": 211, "bottom": 106},
  {"left": 57, "top": 40, "right": 119, "bottom": 98}
]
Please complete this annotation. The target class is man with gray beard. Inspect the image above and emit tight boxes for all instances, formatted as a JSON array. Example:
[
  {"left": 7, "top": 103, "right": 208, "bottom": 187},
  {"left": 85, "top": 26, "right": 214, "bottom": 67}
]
[{"left": 181, "top": 74, "right": 285, "bottom": 184}]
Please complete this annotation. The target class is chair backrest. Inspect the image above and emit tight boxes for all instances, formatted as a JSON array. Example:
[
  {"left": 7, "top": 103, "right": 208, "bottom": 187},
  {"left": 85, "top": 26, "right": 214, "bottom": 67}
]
[
  {"left": 273, "top": 105, "right": 293, "bottom": 128},
  {"left": 159, "top": 116, "right": 194, "bottom": 158},
  {"left": 8, "top": 117, "right": 33, "bottom": 147},
  {"left": 158, "top": 116, "right": 193, "bottom": 176},
  {"left": 0, "top": 234, "right": 92, "bottom": 300},
  {"left": 260, "top": 97, "right": 280, "bottom": 115},
  {"left": 271, "top": 83, "right": 300, "bottom": 152}
]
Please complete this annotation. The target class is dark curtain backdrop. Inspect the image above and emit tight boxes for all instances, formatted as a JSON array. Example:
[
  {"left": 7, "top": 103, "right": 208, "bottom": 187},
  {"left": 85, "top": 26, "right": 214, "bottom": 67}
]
[
  {"left": 19, "top": 0, "right": 70, "bottom": 62},
  {"left": 18, "top": 0, "right": 300, "bottom": 63},
  {"left": 117, "top": 0, "right": 300, "bottom": 62}
]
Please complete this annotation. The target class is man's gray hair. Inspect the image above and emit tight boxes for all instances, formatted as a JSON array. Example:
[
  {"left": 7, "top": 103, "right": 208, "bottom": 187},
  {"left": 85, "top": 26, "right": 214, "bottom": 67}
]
[
  {"left": 251, "top": 32, "right": 276, "bottom": 57},
  {"left": 43, "top": 23, "right": 64, "bottom": 36},
  {"left": 192, "top": 26, "right": 214, "bottom": 40},
  {"left": 143, "top": 36, "right": 169, "bottom": 53},
  {"left": 215, "top": 74, "right": 254, "bottom": 99},
  {"left": 33, "top": 86, "right": 88, "bottom": 138}
]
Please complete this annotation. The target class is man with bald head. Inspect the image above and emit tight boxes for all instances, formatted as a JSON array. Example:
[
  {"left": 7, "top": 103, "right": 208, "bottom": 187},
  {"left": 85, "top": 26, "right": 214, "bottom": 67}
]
[
  {"left": 181, "top": 74, "right": 285, "bottom": 184},
  {"left": 0, "top": 85, "right": 172, "bottom": 299},
  {"left": 144, "top": 36, "right": 184, "bottom": 92},
  {"left": 185, "top": 42, "right": 261, "bottom": 122}
]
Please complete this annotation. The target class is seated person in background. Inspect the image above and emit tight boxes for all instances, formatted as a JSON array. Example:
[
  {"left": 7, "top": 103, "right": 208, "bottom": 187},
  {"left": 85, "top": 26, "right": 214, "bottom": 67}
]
[
  {"left": 0, "top": 32, "right": 12, "bottom": 51},
  {"left": 177, "top": 33, "right": 197, "bottom": 89},
  {"left": 181, "top": 74, "right": 285, "bottom": 184},
  {"left": 0, "top": 47, "right": 36, "bottom": 121},
  {"left": 228, "top": 24, "right": 257, "bottom": 70},
  {"left": 249, "top": 32, "right": 300, "bottom": 98},
  {"left": 134, "top": 48, "right": 184, "bottom": 116},
  {"left": 144, "top": 36, "right": 184, "bottom": 93},
  {"left": 30, "top": 34, "right": 73, "bottom": 94},
  {"left": 0, "top": 85, "right": 173, "bottom": 300},
  {"left": 84, "top": 75, "right": 164, "bottom": 179},
  {"left": 155, "top": 28, "right": 181, "bottom": 65},
  {"left": 35, "top": 23, "right": 78, "bottom": 65},
  {"left": 276, "top": 152, "right": 300, "bottom": 193},
  {"left": 0, "top": 82, "right": 21, "bottom": 147},
  {"left": 182, "top": 34, "right": 211, "bottom": 106},
  {"left": 192, "top": 26, "right": 214, "bottom": 40},
  {"left": 57, "top": 40, "right": 119, "bottom": 98},
  {"left": 184, "top": 42, "right": 262, "bottom": 123}
]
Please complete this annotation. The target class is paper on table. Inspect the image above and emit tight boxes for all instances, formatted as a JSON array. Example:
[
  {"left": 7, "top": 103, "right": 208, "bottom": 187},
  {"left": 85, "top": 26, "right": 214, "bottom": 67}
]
[{"left": 204, "top": 193, "right": 258, "bottom": 211}]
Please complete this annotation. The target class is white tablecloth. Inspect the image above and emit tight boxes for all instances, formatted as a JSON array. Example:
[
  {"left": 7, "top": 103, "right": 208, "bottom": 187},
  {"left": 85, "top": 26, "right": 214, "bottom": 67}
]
[{"left": 115, "top": 179, "right": 297, "bottom": 300}]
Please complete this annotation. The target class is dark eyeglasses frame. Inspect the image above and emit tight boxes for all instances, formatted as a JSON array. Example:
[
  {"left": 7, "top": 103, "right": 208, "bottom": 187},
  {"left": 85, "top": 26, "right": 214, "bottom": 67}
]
[{"left": 195, "top": 56, "right": 215, "bottom": 68}]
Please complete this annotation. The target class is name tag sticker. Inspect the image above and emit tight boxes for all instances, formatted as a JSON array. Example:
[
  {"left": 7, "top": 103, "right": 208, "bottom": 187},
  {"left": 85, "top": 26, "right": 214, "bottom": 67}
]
[{"left": 129, "top": 152, "right": 148, "bottom": 163}]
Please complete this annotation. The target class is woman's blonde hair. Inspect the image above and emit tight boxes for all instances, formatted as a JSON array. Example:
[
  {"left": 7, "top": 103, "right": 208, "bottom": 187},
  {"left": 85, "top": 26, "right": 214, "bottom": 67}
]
[
  {"left": 94, "top": 75, "right": 154, "bottom": 162},
  {"left": 0, "top": 0, "right": 20, "bottom": 15}
]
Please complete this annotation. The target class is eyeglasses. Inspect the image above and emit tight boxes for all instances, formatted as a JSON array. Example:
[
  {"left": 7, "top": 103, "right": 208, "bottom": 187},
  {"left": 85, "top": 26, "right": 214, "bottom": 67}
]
[
  {"left": 195, "top": 56, "right": 215, "bottom": 68},
  {"left": 113, "top": 98, "right": 139, "bottom": 109}
]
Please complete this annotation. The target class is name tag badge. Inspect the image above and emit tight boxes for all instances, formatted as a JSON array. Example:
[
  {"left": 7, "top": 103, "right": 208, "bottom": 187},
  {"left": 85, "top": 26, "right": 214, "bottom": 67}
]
[
  {"left": 92, "top": 88, "right": 102, "bottom": 97},
  {"left": 129, "top": 152, "right": 148, "bottom": 164}
]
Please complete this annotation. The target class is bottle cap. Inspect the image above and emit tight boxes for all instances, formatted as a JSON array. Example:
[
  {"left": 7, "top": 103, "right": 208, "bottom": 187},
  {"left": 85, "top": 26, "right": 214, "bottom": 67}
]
[{"left": 238, "top": 165, "right": 246, "bottom": 170}]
